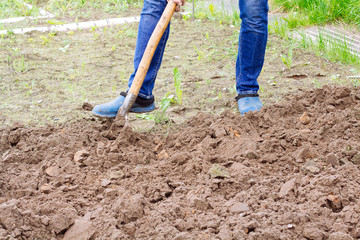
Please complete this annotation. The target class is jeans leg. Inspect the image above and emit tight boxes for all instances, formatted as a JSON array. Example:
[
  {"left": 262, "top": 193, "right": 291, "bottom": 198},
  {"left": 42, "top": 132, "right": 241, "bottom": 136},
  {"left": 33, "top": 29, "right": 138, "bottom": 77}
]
[
  {"left": 127, "top": 0, "right": 170, "bottom": 99},
  {"left": 236, "top": 0, "right": 268, "bottom": 95}
]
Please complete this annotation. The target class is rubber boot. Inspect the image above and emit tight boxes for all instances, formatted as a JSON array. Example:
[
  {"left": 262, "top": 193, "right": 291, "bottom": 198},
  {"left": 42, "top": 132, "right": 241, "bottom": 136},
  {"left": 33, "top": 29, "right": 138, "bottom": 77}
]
[
  {"left": 92, "top": 94, "right": 155, "bottom": 118},
  {"left": 237, "top": 97, "right": 263, "bottom": 116}
]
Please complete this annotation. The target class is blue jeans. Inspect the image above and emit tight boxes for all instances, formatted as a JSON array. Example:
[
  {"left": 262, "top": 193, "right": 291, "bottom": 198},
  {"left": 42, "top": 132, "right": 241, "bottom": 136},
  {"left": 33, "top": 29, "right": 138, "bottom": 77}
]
[
  {"left": 128, "top": 0, "right": 268, "bottom": 98},
  {"left": 128, "top": 0, "right": 169, "bottom": 99},
  {"left": 236, "top": 0, "right": 268, "bottom": 95}
]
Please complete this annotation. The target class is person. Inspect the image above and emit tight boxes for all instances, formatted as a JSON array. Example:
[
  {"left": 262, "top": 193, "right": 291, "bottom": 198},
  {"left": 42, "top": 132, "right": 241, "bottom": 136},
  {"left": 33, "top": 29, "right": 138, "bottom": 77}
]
[{"left": 92, "top": 0, "right": 268, "bottom": 117}]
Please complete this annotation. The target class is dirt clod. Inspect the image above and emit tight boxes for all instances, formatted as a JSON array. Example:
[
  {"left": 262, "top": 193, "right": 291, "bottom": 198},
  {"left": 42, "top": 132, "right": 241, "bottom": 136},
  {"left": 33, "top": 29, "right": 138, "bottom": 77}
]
[
  {"left": 82, "top": 102, "right": 94, "bottom": 111},
  {"left": 73, "top": 150, "right": 90, "bottom": 163},
  {"left": 45, "top": 166, "right": 60, "bottom": 177},
  {"left": 157, "top": 149, "right": 169, "bottom": 159},
  {"left": 326, "top": 153, "right": 339, "bottom": 167},
  {"left": 229, "top": 202, "right": 250, "bottom": 213},
  {"left": 327, "top": 194, "right": 342, "bottom": 212},
  {"left": 299, "top": 112, "right": 311, "bottom": 124},
  {"left": 279, "top": 178, "right": 296, "bottom": 198},
  {"left": 328, "top": 232, "right": 353, "bottom": 240},
  {"left": 208, "top": 164, "right": 230, "bottom": 178},
  {"left": 39, "top": 184, "right": 52, "bottom": 194},
  {"left": 63, "top": 215, "right": 95, "bottom": 240}
]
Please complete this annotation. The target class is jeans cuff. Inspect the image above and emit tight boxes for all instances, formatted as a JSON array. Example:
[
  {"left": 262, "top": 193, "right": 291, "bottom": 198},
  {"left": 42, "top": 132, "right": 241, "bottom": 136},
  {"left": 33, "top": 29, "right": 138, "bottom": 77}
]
[
  {"left": 237, "top": 90, "right": 258, "bottom": 95},
  {"left": 137, "top": 92, "right": 153, "bottom": 100},
  {"left": 124, "top": 90, "right": 153, "bottom": 100}
]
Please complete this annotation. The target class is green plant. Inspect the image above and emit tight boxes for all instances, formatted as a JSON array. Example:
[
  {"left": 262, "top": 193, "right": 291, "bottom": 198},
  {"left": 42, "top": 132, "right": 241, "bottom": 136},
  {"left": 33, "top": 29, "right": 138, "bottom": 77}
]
[
  {"left": 22, "top": 79, "right": 36, "bottom": 95},
  {"left": 313, "top": 79, "right": 321, "bottom": 88},
  {"left": 154, "top": 92, "right": 173, "bottom": 123},
  {"left": 136, "top": 92, "right": 174, "bottom": 124},
  {"left": 173, "top": 68, "right": 183, "bottom": 105},
  {"left": 191, "top": 0, "right": 241, "bottom": 26},
  {"left": 273, "top": 0, "right": 360, "bottom": 28},
  {"left": 194, "top": 46, "right": 205, "bottom": 61},
  {"left": 297, "top": 30, "right": 311, "bottom": 49},
  {"left": 282, "top": 11, "right": 310, "bottom": 29},
  {"left": 281, "top": 42, "right": 294, "bottom": 70},
  {"left": 269, "top": 18, "right": 290, "bottom": 39},
  {"left": 13, "top": 56, "right": 28, "bottom": 72},
  {"left": 59, "top": 39, "right": 70, "bottom": 52},
  {"left": 209, "top": 3, "right": 215, "bottom": 15},
  {"left": 39, "top": 36, "right": 50, "bottom": 46}
]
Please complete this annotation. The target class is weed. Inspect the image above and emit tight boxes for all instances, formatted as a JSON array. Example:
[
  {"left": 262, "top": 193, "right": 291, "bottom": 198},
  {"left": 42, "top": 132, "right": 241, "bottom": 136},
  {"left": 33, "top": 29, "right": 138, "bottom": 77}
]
[
  {"left": 193, "top": 46, "right": 205, "bottom": 61},
  {"left": 154, "top": 92, "right": 173, "bottom": 123},
  {"left": 173, "top": 68, "right": 183, "bottom": 105},
  {"left": 273, "top": 0, "right": 360, "bottom": 28},
  {"left": 209, "top": 4, "right": 215, "bottom": 15},
  {"left": 269, "top": 18, "right": 290, "bottom": 40},
  {"left": 270, "top": 18, "right": 360, "bottom": 67},
  {"left": 281, "top": 42, "right": 294, "bottom": 70},
  {"left": 0, "top": 0, "right": 39, "bottom": 18},
  {"left": 297, "top": 31, "right": 311, "bottom": 49},
  {"left": 137, "top": 92, "right": 173, "bottom": 124},
  {"left": 282, "top": 11, "right": 310, "bottom": 29},
  {"left": 22, "top": 79, "right": 35, "bottom": 95},
  {"left": 90, "top": 26, "right": 99, "bottom": 39},
  {"left": 229, "top": 84, "right": 236, "bottom": 94},
  {"left": 13, "top": 55, "right": 28, "bottom": 72},
  {"left": 190, "top": 0, "right": 241, "bottom": 26},
  {"left": 39, "top": 36, "right": 50, "bottom": 46},
  {"left": 195, "top": 81, "right": 201, "bottom": 89},
  {"left": 59, "top": 39, "right": 70, "bottom": 52},
  {"left": 313, "top": 79, "right": 321, "bottom": 88}
]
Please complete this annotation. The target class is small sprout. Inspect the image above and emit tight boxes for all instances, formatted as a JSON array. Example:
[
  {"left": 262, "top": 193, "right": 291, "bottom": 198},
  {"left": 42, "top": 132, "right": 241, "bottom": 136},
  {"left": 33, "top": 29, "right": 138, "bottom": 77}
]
[
  {"left": 173, "top": 67, "right": 183, "bottom": 105},
  {"left": 13, "top": 56, "right": 28, "bottom": 73},
  {"left": 39, "top": 36, "right": 50, "bottom": 46},
  {"left": 209, "top": 4, "right": 215, "bottom": 15}
]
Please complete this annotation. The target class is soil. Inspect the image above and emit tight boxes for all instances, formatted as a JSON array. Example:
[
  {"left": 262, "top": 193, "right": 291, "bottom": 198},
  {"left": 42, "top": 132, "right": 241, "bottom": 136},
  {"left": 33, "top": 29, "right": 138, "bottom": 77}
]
[
  {"left": 1, "top": 85, "right": 360, "bottom": 239},
  {"left": 1, "top": 7, "right": 142, "bottom": 31},
  {"left": 1, "top": 15, "right": 357, "bottom": 129},
  {"left": 1, "top": 4, "right": 360, "bottom": 239}
]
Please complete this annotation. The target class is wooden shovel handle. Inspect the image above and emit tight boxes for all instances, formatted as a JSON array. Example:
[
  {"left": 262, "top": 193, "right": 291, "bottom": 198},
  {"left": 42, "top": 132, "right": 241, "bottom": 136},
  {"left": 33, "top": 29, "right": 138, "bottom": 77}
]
[{"left": 128, "top": 1, "right": 176, "bottom": 96}]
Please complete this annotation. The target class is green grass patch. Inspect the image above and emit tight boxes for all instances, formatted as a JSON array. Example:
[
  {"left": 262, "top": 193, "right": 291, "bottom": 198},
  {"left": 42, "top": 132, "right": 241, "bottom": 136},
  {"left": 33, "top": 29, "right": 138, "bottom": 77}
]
[
  {"left": 273, "top": 0, "right": 360, "bottom": 28},
  {"left": 0, "top": 0, "right": 40, "bottom": 18},
  {"left": 269, "top": 18, "right": 360, "bottom": 67},
  {"left": 0, "top": 0, "right": 142, "bottom": 19},
  {"left": 44, "top": 0, "right": 141, "bottom": 16}
]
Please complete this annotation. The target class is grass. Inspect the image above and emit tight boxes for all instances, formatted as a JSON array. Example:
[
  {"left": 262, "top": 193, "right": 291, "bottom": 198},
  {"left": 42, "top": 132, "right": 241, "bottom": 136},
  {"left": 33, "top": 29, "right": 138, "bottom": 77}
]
[
  {"left": 136, "top": 67, "right": 184, "bottom": 125},
  {"left": 44, "top": 0, "right": 142, "bottom": 16},
  {"left": 0, "top": 0, "right": 141, "bottom": 19},
  {"left": 0, "top": 0, "right": 40, "bottom": 18},
  {"left": 185, "top": 1, "right": 241, "bottom": 27},
  {"left": 273, "top": 0, "right": 360, "bottom": 29},
  {"left": 281, "top": 41, "right": 294, "bottom": 69},
  {"left": 269, "top": 17, "right": 360, "bottom": 67},
  {"left": 173, "top": 67, "right": 183, "bottom": 105}
]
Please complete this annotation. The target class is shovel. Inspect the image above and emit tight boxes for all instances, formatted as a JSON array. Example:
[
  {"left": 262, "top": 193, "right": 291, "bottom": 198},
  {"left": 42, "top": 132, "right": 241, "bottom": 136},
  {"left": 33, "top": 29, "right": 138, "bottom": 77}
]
[{"left": 115, "top": 0, "right": 177, "bottom": 124}]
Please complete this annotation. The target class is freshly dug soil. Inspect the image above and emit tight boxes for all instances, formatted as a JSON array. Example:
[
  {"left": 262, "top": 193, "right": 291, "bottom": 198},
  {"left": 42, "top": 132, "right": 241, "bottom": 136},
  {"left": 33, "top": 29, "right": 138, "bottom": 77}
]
[{"left": 1, "top": 85, "right": 360, "bottom": 240}]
